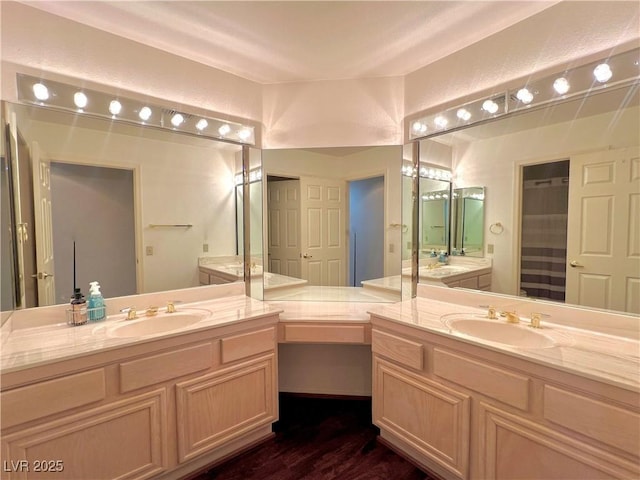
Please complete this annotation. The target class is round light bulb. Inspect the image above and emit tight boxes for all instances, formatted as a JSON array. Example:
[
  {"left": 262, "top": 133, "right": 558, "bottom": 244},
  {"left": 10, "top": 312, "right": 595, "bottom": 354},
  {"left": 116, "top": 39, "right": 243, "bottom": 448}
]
[
  {"left": 456, "top": 108, "right": 471, "bottom": 121},
  {"left": 237, "top": 128, "right": 252, "bottom": 141},
  {"left": 434, "top": 116, "right": 448, "bottom": 128},
  {"left": 195, "top": 119, "right": 208, "bottom": 131},
  {"left": 516, "top": 88, "right": 534, "bottom": 104},
  {"left": 139, "top": 106, "right": 152, "bottom": 121},
  {"left": 74, "top": 92, "right": 88, "bottom": 109},
  {"left": 109, "top": 100, "right": 122, "bottom": 116},
  {"left": 218, "top": 124, "right": 231, "bottom": 136},
  {"left": 171, "top": 113, "right": 184, "bottom": 127},
  {"left": 593, "top": 63, "right": 612, "bottom": 83},
  {"left": 553, "top": 77, "right": 570, "bottom": 95},
  {"left": 482, "top": 99, "right": 499, "bottom": 114},
  {"left": 32, "top": 83, "right": 49, "bottom": 101}
]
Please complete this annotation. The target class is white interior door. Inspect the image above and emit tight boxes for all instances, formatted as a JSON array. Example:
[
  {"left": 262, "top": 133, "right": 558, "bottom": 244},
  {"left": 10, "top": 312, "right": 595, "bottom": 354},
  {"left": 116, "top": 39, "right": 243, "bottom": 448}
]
[
  {"left": 31, "top": 141, "right": 56, "bottom": 305},
  {"left": 300, "top": 176, "right": 347, "bottom": 286},
  {"left": 566, "top": 147, "right": 640, "bottom": 313},
  {"left": 267, "top": 179, "right": 301, "bottom": 278}
]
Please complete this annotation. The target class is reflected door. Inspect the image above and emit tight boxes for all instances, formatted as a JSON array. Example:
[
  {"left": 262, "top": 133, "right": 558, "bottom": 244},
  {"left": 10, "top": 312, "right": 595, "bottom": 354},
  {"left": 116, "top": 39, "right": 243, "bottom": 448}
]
[
  {"left": 300, "top": 176, "right": 347, "bottom": 286},
  {"left": 31, "top": 141, "right": 56, "bottom": 305},
  {"left": 267, "top": 179, "right": 301, "bottom": 278},
  {"left": 566, "top": 147, "right": 640, "bottom": 313}
]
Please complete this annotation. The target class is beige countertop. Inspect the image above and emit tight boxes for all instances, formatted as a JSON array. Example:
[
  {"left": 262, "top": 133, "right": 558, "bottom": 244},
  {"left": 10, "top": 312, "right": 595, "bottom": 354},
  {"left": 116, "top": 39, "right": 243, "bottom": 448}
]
[
  {"left": 1, "top": 294, "right": 281, "bottom": 374},
  {"left": 368, "top": 297, "right": 640, "bottom": 392}
]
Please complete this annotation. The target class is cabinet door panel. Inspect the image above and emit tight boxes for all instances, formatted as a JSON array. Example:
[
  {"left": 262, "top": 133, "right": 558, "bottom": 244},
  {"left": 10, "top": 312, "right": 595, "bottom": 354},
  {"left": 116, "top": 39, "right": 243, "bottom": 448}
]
[
  {"left": 176, "top": 354, "right": 277, "bottom": 462},
  {"left": 373, "top": 357, "right": 470, "bottom": 479},
  {"left": 480, "top": 403, "right": 638, "bottom": 479},
  {"left": 1, "top": 390, "right": 167, "bottom": 480}
]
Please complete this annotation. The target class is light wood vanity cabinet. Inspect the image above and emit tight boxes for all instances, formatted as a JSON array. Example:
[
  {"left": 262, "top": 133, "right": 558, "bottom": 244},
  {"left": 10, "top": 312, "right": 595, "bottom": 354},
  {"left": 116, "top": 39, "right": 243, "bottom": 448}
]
[
  {"left": 370, "top": 318, "right": 640, "bottom": 480},
  {"left": 0, "top": 317, "right": 279, "bottom": 480}
]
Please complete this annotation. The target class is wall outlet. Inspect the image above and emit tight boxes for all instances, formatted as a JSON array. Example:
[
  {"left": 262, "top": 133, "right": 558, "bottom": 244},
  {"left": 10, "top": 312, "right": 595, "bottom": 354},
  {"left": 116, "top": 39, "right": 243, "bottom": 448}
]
[
  {"left": 146, "top": 246, "right": 153, "bottom": 256},
  {"left": 407, "top": 241, "right": 412, "bottom": 250},
  {"left": 389, "top": 243, "right": 395, "bottom": 253},
  {"left": 487, "top": 244, "right": 494, "bottom": 254},
  {"left": 203, "top": 243, "right": 209, "bottom": 253}
]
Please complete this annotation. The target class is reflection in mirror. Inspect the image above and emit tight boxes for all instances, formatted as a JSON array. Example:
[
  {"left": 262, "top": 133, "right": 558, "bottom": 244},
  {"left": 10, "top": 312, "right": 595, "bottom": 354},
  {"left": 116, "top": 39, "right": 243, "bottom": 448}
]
[
  {"left": 261, "top": 146, "right": 403, "bottom": 302},
  {"left": 419, "top": 78, "right": 639, "bottom": 314},
  {"left": 4, "top": 101, "right": 242, "bottom": 309},
  {"left": 451, "top": 187, "right": 485, "bottom": 257},
  {"left": 420, "top": 178, "right": 450, "bottom": 255}
]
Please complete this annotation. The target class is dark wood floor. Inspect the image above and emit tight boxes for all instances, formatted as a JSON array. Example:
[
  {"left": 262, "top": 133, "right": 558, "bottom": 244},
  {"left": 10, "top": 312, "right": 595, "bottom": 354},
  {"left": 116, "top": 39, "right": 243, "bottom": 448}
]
[{"left": 191, "top": 394, "right": 434, "bottom": 480}]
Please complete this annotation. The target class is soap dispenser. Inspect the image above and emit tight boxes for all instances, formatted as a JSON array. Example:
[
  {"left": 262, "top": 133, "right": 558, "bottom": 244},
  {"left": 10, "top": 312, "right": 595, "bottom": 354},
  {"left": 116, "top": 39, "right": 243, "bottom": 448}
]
[
  {"left": 88, "top": 281, "right": 106, "bottom": 322},
  {"left": 70, "top": 288, "right": 88, "bottom": 326}
]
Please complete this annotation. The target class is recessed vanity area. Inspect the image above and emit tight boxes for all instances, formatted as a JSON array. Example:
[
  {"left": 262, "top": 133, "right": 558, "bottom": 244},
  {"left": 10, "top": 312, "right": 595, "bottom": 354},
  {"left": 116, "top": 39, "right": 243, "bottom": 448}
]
[{"left": 1, "top": 2, "right": 639, "bottom": 480}]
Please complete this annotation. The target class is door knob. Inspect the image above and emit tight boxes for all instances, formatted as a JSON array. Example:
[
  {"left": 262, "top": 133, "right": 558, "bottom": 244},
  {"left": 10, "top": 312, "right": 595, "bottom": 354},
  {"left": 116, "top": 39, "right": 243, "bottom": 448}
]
[
  {"left": 302, "top": 253, "right": 313, "bottom": 259},
  {"left": 569, "top": 261, "right": 584, "bottom": 268},
  {"left": 31, "top": 272, "right": 54, "bottom": 279}
]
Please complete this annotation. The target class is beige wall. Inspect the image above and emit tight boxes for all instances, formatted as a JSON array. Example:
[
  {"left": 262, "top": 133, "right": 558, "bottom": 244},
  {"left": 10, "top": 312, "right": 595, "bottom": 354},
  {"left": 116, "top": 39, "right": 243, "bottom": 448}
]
[
  {"left": 404, "top": 1, "right": 640, "bottom": 120},
  {"left": 2, "top": 2, "right": 638, "bottom": 148}
]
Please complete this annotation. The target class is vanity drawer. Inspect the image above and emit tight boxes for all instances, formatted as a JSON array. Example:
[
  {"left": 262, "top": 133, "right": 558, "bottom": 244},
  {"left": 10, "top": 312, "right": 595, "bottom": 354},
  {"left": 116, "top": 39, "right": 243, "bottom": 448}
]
[
  {"left": 1, "top": 369, "right": 106, "bottom": 428},
  {"left": 282, "top": 324, "right": 367, "bottom": 344},
  {"left": 543, "top": 385, "right": 640, "bottom": 455},
  {"left": 478, "top": 273, "right": 492, "bottom": 289},
  {"left": 458, "top": 277, "right": 478, "bottom": 289},
  {"left": 120, "top": 343, "right": 214, "bottom": 393},
  {"left": 433, "top": 349, "right": 530, "bottom": 410},
  {"left": 372, "top": 329, "right": 423, "bottom": 370},
  {"left": 199, "top": 270, "right": 211, "bottom": 285},
  {"left": 221, "top": 327, "right": 276, "bottom": 364}
]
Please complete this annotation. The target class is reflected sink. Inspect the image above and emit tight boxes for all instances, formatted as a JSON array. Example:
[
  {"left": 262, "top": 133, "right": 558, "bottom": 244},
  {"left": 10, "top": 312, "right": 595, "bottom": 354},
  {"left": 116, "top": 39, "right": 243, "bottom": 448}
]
[
  {"left": 107, "top": 311, "right": 209, "bottom": 338},
  {"left": 441, "top": 314, "right": 556, "bottom": 349}
]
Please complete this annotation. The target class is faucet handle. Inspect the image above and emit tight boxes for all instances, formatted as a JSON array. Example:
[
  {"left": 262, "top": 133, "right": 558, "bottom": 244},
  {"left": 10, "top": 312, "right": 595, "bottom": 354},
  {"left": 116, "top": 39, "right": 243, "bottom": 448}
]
[
  {"left": 120, "top": 307, "right": 137, "bottom": 320},
  {"left": 166, "top": 301, "right": 176, "bottom": 313},
  {"left": 479, "top": 305, "right": 498, "bottom": 319},
  {"left": 529, "top": 312, "right": 549, "bottom": 328}
]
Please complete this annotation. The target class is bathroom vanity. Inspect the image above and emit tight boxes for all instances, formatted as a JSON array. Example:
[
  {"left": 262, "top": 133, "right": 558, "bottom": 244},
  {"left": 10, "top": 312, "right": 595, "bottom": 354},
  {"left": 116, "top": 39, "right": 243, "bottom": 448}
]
[
  {"left": 1, "top": 282, "right": 639, "bottom": 480},
  {"left": 368, "top": 287, "right": 639, "bottom": 480},
  {"left": 0, "top": 285, "right": 282, "bottom": 480}
]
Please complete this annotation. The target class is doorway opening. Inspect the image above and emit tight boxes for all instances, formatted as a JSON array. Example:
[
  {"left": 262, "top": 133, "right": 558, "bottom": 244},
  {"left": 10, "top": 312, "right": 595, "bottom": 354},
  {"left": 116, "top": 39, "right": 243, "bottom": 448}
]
[
  {"left": 519, "top": 160, "right": 569, "bottom": 302},
  {"left": 348, "top": 176, "right": 384, "bottom": 287},
  {"left": 50, "top": 162, "right": 137, "bottom": 304}
]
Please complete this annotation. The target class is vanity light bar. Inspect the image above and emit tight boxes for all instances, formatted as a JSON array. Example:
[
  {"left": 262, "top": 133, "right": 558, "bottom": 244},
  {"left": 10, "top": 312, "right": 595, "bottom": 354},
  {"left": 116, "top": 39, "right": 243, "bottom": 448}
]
[
  {"left": 409, "top": 47, "right": 640, "bottom": 140},
  {"left": 234, "top": 167, "right": 263, "bottom": 186},
  {"left": 16, "top": 74, "right": 256, "bottom": 145},
  {"left": 402, "top": 162, "right": 452, "bottom": 181}
]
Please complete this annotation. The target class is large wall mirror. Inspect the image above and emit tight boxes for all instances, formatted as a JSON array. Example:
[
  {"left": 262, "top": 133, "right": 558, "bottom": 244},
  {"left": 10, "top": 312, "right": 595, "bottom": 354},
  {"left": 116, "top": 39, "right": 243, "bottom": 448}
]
[
  {"left": 2, "top": 101, "right": 243, "bottom": 312},
  {"left": 260, "top": 146, "right": 404, "bottom": 302},
  {"left": 416, "top": 76, "right": 639, "bottom": 315}
]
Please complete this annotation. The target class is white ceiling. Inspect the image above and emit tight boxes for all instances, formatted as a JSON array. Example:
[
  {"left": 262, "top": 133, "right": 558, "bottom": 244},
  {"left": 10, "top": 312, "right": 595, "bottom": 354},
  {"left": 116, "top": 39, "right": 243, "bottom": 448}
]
[{"left": 20, "top": 1, "right": 559, "bottom": 84}]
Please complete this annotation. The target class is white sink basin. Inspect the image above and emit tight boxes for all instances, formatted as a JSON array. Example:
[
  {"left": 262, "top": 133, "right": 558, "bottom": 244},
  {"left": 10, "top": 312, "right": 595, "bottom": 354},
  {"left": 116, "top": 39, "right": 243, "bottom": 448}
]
[
  {"left": 107, "top": 310, "right": 210, "bottom": 338},
  {"left": 441, "top": 314, "right": 556, "bottom": 349}
]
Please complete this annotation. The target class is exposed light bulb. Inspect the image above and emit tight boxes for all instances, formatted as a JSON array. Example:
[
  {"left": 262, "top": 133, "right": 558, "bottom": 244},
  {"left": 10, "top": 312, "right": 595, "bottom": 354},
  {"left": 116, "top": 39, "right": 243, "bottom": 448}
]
[
  {"left": 553, "top": 77, "right": 570, "bottom": 95},
  {"left": 32, "top": 83, "right": 49, "bottom": 101},
  {"left": 109, "top": 100, "right": 122, "bottom": 116},
  {"left": 434, "top": 116, "right": 448, "bottom": 128},
  {"left": 171, "top": 113, "right": 184, "bottom": 127},
  {"left": 195, "top": 119, "right": 208, "bottom": 131},
  {"left": 516, "top": 88, "right": 534, "bottom": 104},
  {"left": 482, "top": 99, "right": 499, "bottom": 114},
  {"left": 218, "top": 124, "right": 231, "bottom": 136},
  {"left": 456, "top": 108, "right": 471, "bottom": 121},
  {"left": 593, "top": 63, "right": 613, "bottom": 83},
  {"left": 139, "top": 106, "right": 152, "bottom": 121},
  {"left": 74, "top": 92, "right": 88, "bottom": 109},
  {"left": 237, "top": 128, "right": 252, "bottom": 141},
  {"left": 412, "top": 121, "right": 427, "bottom": 134}
]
